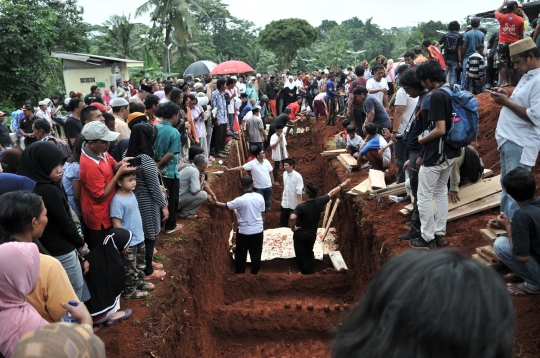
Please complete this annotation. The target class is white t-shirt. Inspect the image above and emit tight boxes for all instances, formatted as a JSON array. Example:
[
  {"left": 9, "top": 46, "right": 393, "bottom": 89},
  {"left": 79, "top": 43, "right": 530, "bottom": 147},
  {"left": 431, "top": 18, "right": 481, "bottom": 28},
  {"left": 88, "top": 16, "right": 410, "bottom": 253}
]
[
  {"left": 366, "top": 78, "right": 389, "bottom": 104},
  {"left": 347, "top": 134, "right": 364, "bottom": 148},
  {"left": 294, "top": 79, "right": 304, "bottom": 95},
  {"left": 394, "top": 88, "right": 419, "bottom": 135},
  {"left": 227, "top": 192, "right": 265, "bottom": 235},
  {"left": 243, "top": 159, "right": 273, "bottom": 189},
  {"left": 281, "top": 170, "right": 304, "bottom": 209},
  {"left": 236, "top": 82, "right": 246, "bottom": 94},
  {"left": 270, "top": 133, "right": 288, "bottom": 161},
  {"left": 226, "top": 88, "right": 237, "bottom": 114}
]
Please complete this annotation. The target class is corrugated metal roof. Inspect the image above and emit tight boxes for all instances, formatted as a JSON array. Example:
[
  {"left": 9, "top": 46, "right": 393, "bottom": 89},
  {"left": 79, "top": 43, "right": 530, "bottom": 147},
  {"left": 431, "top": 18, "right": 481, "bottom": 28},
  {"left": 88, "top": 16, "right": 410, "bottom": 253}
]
[{"left": 51, "top": 52, "right": 143, "bottom": 65}]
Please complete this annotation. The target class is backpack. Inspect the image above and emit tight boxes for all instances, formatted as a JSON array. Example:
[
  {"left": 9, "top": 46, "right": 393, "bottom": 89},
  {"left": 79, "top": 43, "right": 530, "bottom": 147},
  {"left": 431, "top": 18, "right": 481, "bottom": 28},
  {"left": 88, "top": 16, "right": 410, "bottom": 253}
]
[
  {"left": 440, "top": 85, "right": 479, "bottom": 149},
  {"left": 459, "top": 145, "right": 484, "bottom": 186}
]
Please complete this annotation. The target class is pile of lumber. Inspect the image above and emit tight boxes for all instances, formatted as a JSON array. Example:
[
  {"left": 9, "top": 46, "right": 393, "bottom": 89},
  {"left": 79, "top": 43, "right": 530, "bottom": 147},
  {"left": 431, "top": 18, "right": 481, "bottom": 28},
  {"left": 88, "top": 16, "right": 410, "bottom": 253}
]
[
  {"left": 400, "top": 173, "right": 500, "bottom": 222},
  {"left": 348, "top": 169, "right": 390, "bottom": 195},
  {"left": 336, "top": 153, "right": 359, "bottom": 170},
  {"left": 321, "top": 149, "right": 346, "bottom": 158},
  {"left": 472, "top": 226, "right": 507, "bottom": 269}
]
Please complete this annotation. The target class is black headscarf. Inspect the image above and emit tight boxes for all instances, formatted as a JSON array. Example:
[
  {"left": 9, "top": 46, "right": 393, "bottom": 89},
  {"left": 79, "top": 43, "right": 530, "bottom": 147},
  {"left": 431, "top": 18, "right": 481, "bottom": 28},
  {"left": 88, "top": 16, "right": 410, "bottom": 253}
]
[
  {"left": 126, "top": 123, "right": 156, "bottom": 158},
  {"left": 17, "top": 141, "right": 67, "bottom": 185},
  {"left": 84, "top": 228, "right": 132, "bottom": 316}
]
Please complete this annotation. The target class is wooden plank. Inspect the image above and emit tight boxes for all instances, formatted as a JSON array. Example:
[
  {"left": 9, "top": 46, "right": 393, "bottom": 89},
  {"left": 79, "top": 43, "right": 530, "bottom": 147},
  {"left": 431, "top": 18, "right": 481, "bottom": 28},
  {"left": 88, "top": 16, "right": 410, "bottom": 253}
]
[
  {"left": 480, "top": 245, "right": 501, "bottom": 262},
  {"left": 475, "top": 247, "right": 499, "bottom": 263},
  {"left": 351, "top": 178, "right": 371, "bottom": 194},
  {"left": 480, "top": 228, "right": 497, "bottom": 243},
  {"left": 321, "top": 149, "right": 347, "bottom": 158},
  {"left": 447, "top": 193, "right": 501, "bottom": 222},
  {"left": 337, "top": 153, "right": 359, "bottom": 168},
  {"left": 400, "top": 209, "right": 412, "bottom": 216},
  {"left": 488, "top": 227, "right": 507, "bottom": 237},
  {"left": 336, "top": 155, "right": 349, "bottom": 169},
  {"left": 369, "top": 169, "right": 386, "bottom": 190},
  {"left": 329, "top": 251, "right": 348, "bottom": 271},
  {"left": 369, "top": 183, "right": 406, "bottom": 196}
]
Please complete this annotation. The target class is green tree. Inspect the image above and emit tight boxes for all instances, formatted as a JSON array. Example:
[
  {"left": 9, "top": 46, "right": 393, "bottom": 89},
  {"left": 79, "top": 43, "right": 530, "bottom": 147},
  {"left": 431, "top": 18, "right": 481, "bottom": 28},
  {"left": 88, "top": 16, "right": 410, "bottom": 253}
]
[
  {"left": 46, "top": 0, "right": 89, "bottom": 53},
  {"left": 100, "top": 15, "right": 145, "bottom": 59},
  {"left": 259, "top": 18, "right": 318, "bottom": 69}
]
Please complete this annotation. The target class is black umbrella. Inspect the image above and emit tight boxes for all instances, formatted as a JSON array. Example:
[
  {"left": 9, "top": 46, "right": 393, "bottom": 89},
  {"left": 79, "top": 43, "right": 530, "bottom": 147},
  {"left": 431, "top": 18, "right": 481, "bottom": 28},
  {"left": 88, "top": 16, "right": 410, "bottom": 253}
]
[{"left": 182, "top": 60, "right": 218, "bottom": 78}]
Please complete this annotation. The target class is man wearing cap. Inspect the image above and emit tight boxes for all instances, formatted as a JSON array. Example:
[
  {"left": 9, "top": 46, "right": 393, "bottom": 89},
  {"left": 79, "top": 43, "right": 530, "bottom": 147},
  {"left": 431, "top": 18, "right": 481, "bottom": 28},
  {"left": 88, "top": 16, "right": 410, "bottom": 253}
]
[
  {"left": 110, "top": 98, "right": 131, "bottom": 141},
  {"left": 84, "top": 85, "right": 104, "bottom": 105},
  {"left": 215, "top": 175, "right": 265, "bottom": 275},
  {"left": 495, "top": 0, "right": 527, "bottom": 87},
  {"left": 491, "top": 38, "right": 540, "bottom": 220},
  {"left": 280, "top": 158, "right": 304, "bottom": 228},
  {"left": 326, "top": 72, "right": 340, "bottom": 126},
  {"left": 19, "top": 106, "right": 38, "bottom": 147},
  {"left": 79, "top": 121, "right": 136, "bottom": 249},
  {"left": 226, "top": 146, "right": 275, "bottom": 212},
  {"left": 289, "top": 179, "right": 350, "bottom": 274},
  {"left": 461, "top": 18, "right": 485, "bottom": 89},
  {"left": 0, "top": 111, "right": 14, "bottom": 151}
]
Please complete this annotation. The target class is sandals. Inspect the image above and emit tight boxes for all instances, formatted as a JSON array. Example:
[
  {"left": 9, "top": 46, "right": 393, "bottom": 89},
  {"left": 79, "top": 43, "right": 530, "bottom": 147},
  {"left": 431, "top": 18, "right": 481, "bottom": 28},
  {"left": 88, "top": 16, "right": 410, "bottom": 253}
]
[
  {"left": 504, "top": 272, "right": 524, "bottom": 284},
  {"left": 152, "top": 261, "right": 163, "bottom": 269},
  {"left": 145, "top": 269, "right": 166, "bottom": 280},
  {"left": 137, "top": 281, "right": 155, "bottom": 291},
  {"left": 123, "top": 289, "right": 149, "bottom": 300},
  {"left": 105, "top": 309, "right": 133, "bottom": 326},
  {"left": 507, "top": 283, "right": 540, "bottom": 296}
]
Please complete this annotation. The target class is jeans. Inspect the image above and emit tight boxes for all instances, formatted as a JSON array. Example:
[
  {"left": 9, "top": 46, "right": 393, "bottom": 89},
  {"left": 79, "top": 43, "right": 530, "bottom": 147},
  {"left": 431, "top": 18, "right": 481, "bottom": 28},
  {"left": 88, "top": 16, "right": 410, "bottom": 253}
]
[
  {"left": 393, "top": 137, "right": 408, "bottom": 184},
  {"left": 445, "top": 60, "right": 459, "bottom": 85},
  {"left": 235, "top": 231, "right": 264, "bottom": 274},
  {"left": 55, "top": 249, "right": 84, "bottom": 300},
  {"left": 500, "top": 140, "right": 532, "bottom": 220},
  {"left": 163, "top": 177, "right": 180, "bottom": 230},
  {"left": 408, "top": 151, "right": 421, "bottom": 230},
  {"left": 418, "top": 157, "right": 459, "bottom": 242},
  {"left": 293, "top": 231, "right": 317, "bottom": 274},
  {"left": 254, "top": 186, "right": 273, "bottom": 211},
  {"left": 228, "top": 113, "right": 234, "bottom": 130},
  {"left": 461, "top": 56, "right": 470, "bottom": 90},
  {"left": 468, "top": 78, "right": 483, "bottom": 95},
  {"left": 494, "top": 236, "right": 540, "bottom": 290}
]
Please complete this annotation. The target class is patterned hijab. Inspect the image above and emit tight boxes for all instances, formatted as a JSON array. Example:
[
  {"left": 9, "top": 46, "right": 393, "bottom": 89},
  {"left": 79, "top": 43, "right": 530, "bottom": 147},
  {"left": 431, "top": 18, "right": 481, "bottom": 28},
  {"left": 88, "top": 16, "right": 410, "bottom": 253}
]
[{"left": 0, "top": 242, "right": 48, "bottom": 357}]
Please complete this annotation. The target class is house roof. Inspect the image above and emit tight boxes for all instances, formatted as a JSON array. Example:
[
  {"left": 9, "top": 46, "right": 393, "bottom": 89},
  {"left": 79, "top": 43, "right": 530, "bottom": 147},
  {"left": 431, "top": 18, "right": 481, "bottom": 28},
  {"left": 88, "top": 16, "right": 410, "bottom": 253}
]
[
  {"left": 475, "top": 0, "right": 540, "bottom": 20},
  {"left": 51, "top": 52, "right": 143, "bottom": 67}
]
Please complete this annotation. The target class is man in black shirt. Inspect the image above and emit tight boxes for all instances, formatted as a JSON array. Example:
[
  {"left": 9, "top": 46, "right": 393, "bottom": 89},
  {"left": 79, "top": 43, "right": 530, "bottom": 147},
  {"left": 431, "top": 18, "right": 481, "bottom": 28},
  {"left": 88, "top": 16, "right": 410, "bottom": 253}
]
[
  {"left": 290, "top": 179, "right": 350, "bottom": 274},
  {"left": 491, "top": 168, "right": 540, "bottom": 296},
  {"left": 0, "top": 111, "right": 14, "bottom": 150},
  {"left": 83, "top": 85, "right": 104, "bottom": 105},
  {"left": 410, "top": 60, "right": 461, "bottom": 251},
  {"left": 265, "top": 108, "right": 291, "bottom": 149},
  {"left": 65, "top": 98, "right": 85, "bottom": 148},
  {"left": 436, "top": 20, "right": 463, "bottom": 85},
  {"left": 18, "top": 106, "right": 37, "bottom": 147}
]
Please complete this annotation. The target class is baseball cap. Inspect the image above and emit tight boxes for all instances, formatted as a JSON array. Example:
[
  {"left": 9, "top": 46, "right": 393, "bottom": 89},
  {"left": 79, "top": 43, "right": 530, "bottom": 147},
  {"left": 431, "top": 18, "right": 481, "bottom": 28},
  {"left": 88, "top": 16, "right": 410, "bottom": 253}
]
[
  {"left": 81, "top": 121, "right": 120, "bottom": 141},
  {"left": 241, "top": 175, "right": 254, "bottom": 188},
  {"left": 90, "top": 102, "right": 111, "bottom": 111},
  {"left": 110, "top": 98, "right": 129, "bottom": 107},
  {"left": 507, "top": 0, "right": 522, "bottom": 10}
]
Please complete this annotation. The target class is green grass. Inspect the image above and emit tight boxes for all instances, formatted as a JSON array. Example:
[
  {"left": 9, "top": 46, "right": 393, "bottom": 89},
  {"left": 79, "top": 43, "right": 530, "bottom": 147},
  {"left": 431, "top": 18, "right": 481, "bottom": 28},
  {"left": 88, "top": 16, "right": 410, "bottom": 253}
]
[
  {"left": 132, "top": 317, "right": 140, "bottom": 326},
  {"left": 142, "top": 294, "right": 155, "bottom": 307},
  {"left": 326, "top": 140, "right": 336, "bottom": 147},
  {"left": 211, "top": 161, "right": 221, "bottom": 169},
  {"left": 169, "top": 235, "right": 185, "bottom": 243},
  {"left": 153, "top": 253, "right": 170, "bottom": 265}
]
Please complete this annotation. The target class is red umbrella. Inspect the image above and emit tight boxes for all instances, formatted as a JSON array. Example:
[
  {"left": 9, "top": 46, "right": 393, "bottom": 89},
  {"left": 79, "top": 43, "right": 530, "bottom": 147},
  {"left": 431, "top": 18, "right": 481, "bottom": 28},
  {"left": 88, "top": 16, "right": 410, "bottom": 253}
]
[{"left": 209, "top": 60, "right": 254, "bottom": 75}]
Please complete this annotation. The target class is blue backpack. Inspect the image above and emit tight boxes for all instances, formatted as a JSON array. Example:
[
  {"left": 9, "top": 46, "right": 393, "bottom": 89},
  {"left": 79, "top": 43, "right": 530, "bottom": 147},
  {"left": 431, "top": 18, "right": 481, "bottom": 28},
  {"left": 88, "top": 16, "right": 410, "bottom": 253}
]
[{"left": 440, "top": 85, "right": 479, "bottom": 148}]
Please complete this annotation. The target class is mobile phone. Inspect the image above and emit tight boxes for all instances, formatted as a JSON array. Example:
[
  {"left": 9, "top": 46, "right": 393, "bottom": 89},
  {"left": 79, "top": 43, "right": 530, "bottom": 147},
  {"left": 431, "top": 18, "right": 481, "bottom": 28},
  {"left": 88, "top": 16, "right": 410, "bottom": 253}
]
[{"left": 128, "top": 157, "right": 141, "bottom": 167}]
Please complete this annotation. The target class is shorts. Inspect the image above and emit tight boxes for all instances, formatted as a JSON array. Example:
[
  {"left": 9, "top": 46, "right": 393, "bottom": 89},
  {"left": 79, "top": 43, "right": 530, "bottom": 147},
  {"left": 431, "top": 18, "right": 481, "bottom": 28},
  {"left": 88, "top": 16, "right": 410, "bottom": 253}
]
[
  {"left": 367, "top": 149, "right": 384, "bottom": 168},
  {"left": 347, "top": 144, "right": 359, "bottom": 154},
  {"left": 496, "top": 43, "right": 513, "bottom": 69}
]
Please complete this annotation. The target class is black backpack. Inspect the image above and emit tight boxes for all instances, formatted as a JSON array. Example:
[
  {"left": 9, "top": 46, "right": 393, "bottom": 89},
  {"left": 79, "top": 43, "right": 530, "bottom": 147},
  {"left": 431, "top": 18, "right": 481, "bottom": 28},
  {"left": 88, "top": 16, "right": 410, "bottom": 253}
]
[{"left": 459, "top": 145, "right": 484, "bottom": 186}]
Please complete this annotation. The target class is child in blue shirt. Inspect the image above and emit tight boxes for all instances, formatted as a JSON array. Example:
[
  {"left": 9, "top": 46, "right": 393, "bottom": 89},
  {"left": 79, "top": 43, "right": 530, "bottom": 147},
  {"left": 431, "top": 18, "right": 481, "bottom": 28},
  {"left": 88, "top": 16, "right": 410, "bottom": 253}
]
[{"left": 357, "top": 123, "right": 391, "bottom": 170}]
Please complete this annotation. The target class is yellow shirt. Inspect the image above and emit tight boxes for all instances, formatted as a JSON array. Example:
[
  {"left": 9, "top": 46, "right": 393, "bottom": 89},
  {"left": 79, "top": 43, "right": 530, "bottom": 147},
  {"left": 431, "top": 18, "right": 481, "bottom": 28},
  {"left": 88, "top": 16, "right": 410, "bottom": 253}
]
[
  {"left": 114, "top": 115, "right": 131, "bottom": 141},
  {"left": 27, "top": 254, "right": 78, "bottom": 322}
]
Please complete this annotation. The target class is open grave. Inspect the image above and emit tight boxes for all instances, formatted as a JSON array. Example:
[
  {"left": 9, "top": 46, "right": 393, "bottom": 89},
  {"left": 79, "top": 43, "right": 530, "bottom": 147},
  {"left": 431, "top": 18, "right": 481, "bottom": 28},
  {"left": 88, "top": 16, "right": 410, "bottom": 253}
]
[{"left": 95, "top": 93, "right": 540, "bottom": 357}]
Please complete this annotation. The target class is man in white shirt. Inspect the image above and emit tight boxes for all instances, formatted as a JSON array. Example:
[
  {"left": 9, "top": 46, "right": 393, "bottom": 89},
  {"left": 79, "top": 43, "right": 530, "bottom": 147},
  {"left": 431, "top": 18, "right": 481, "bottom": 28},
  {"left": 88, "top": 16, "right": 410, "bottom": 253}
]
[
  {"left": 366, "top": 64, "right": 389, "bottom": 109},
  {"left": 491, "top": 38, "right": 540, "bottom": 219},
  {"left": 294, "top": 74, "right": 305, "bottom": 96},
  {"left": 363, "top": 61, "right": 373, "bottom": 80},
  {"left": 345, "top": 125, "right": 365, "bottom": 157},
  {"left": 280, "top": 158, "right": 304, "bottom": 227},
  {"left": 225, "top": 146, "right": 274, "bottom": 212},
  {"left": 215, "top": 175, "right": 265, "bottom": 274},
  {"left": 270, "top": 125, "right": 288, "bottom": 183}
]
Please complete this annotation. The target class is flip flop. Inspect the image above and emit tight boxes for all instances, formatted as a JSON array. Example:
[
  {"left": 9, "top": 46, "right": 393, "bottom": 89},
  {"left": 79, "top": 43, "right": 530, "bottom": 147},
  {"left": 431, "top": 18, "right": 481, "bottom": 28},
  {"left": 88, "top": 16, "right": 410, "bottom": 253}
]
[
  {"left": 153, "top": 248, "right": 158, "bottom": 255},
  {"left": 152, "top": 261, "right": 163, "bottom": 269},
  {"left": 507, "top": 283, "right": 540, "bottom": 296},
  {"left": 137, "top": 281, "right": 155, "bottom": 291},
  {"left": 123, "top": 289, "right": 149, "bottom": 300},
  {"left": 105, "top": 309, "right": 133, "bottom": 326},
  {"left": 145, "top": 269, "right": 166, "bottom": 280}
]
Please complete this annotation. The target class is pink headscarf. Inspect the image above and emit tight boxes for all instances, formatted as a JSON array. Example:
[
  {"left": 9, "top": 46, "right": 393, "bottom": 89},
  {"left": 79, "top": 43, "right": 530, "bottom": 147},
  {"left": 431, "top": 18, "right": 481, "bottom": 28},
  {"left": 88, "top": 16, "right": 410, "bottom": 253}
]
[
  {"left": 0, "top": 243, "right": 48, "bottom": 358},
  {"left": 103, "top": 89, "right": 111, "bottom": 105}
]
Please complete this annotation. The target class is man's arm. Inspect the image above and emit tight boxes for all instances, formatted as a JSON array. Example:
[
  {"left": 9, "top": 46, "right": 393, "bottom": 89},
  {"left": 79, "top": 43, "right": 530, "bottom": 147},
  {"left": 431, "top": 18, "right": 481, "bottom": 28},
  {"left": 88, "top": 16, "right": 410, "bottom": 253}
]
[
  {"left": 327, "top": 179, "right": 351, "bottom": 199},
  {"left": 495, "top": 0, "right": 508, "bottom": 16},
  {"left": 393, "top": 105, "right": 405, "bottom": 134},
  {"left": 224, "top": 165, "right": 245, "bottom": 172},
  {"left": 418, "top": 120, "right": 446, "bottom": 144},
  {"left": 290, "top": 213, "right": 298, "bottom": 231},
  {"left": 366, "top": 110, "right": 375, "bottom": 124},
  {"left": 111, "top": 217, "right": 123, "bottom": 229},
  {"left": 461, "top": 40, "right": 468, "bottom": 61},
  {"left": 490, "top": 89, "right": 535, "bottom": 123},
  {"left": 270, "top": 135, "right": 282, "bottom": 149},
  {"left": 156, "top": 152, "right": 174, "bottom": 169}
]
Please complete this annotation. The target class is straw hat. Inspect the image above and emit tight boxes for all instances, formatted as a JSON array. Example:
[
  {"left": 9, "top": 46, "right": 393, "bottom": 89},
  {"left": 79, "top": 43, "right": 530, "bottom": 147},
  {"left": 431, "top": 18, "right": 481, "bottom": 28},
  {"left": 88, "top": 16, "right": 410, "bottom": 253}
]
[{"left": 510, "top": 38, "right": 536, "bottom": 57}]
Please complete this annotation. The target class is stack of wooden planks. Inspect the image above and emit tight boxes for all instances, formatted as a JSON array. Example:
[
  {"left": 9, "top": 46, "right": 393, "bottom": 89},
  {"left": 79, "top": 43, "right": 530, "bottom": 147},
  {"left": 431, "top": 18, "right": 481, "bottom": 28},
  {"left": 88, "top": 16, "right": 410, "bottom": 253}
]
[
  {"left": 472, "top": 226, "right": 507, "bottom": 269},
  {"left": 321, "top": 149, "right": 347, "bottom": 158},
  {"left": 347, "top": 169, "right": 390, "bottom": 195},
  {"left": 336, "top": 153, "right": 359, "bottom": 170}
]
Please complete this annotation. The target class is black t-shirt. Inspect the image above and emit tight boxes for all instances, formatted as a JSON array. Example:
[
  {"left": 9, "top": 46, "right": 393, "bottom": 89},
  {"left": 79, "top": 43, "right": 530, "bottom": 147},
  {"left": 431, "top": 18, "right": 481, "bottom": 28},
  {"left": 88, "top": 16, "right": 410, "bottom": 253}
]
[
  {"left": 293, "top": 195, "right": 330, "bottom": 235},
  {"left": 421, "top": 88, "right": 461, "bottom": 167},
  {"left": 438, "top": 32, "right": 463, "bottom": 62},
  {"left": 272, "top": 113, "right": 290, "bottom": 128},
  {"left": 488, "top": 32, "right": 499, "bottom": 59},
  {"left": 19, "top": 116, "right": 35, "bottom": 134},
  {"left": 364, "top": 97, "right": 391, "bottom": 129},
  {"left": 84, "top": 93, "right": 104, "bottom": 105},
  {"left": 0, "top": 122, "right": 12, "bottom": 147},
  {"left": 65, "top": 116, "right": 83, "bottom": 144},
  {"left": 407, "top": 92, "right": 430, "bottom": 153},
  {"left": 511, "top": 197, "right": 540, "bottom": 262}
]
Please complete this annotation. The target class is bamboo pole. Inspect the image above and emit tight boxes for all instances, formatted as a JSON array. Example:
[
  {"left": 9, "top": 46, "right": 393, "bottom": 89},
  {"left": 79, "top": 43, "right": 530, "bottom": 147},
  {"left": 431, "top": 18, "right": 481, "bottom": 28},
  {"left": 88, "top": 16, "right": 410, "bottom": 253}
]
[
  {"left": 236, "top": 142, "right": 243, "bottom": 180},
  {"left": 323, "top": 198, "right": 340, "bottom": 241},
  {"left": 322, "top": 199, "right": 333, "bottom": 228},
  {"left": 238, "top": 134, "right": 245, "bottom": 164},
  {"left": 243, "top": 131, "right": 249, "bottom": 160}
]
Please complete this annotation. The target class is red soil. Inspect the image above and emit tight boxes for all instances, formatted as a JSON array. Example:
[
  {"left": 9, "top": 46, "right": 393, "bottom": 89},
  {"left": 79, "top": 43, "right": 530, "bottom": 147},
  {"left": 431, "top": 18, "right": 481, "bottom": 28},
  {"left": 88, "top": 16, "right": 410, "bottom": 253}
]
[{"left": 95, "top": 98, "right": 540, "bottom": 357}]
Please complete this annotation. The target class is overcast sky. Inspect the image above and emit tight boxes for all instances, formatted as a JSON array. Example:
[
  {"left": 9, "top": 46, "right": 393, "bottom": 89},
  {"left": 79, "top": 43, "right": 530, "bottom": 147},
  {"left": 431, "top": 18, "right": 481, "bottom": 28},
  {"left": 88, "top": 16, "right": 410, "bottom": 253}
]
[{"left": 78, "top": 0, "right": 497, "bottom": 29}]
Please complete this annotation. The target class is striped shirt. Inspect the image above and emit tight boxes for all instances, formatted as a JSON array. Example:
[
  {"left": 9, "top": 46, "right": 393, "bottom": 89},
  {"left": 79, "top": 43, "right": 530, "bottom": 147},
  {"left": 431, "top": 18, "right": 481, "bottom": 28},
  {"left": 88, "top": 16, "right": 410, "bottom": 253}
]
[{"left": 466, "top": 53, "right": 485, "bottom": 79}]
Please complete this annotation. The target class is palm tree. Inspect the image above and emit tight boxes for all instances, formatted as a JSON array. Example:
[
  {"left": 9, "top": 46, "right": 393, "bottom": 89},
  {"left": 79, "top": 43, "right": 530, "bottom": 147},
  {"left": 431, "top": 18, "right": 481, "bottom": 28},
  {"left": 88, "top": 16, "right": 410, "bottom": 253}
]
[{"left": 101, "top": 15, "right": 145, "bottom": 59}]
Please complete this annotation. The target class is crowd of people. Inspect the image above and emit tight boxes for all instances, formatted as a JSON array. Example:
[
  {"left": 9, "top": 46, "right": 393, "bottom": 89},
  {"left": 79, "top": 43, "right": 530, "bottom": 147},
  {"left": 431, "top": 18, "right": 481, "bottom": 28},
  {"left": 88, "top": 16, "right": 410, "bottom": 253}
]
[{"left": 0, "top": 1, "right": 539, "bottom": 356}]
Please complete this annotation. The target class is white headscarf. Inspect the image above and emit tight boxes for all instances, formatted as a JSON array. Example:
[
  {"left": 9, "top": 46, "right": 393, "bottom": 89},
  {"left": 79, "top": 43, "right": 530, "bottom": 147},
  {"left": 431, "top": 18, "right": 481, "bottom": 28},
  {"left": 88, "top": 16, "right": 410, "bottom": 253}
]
[{"left": 284, "top": 76, "right": 296, "bottom": 90}]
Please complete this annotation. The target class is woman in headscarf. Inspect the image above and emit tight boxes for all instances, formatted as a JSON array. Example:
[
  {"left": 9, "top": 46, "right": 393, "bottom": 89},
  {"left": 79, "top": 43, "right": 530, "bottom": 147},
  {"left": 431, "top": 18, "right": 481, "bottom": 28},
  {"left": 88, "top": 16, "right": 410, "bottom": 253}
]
[
  {"left": 0, "top": 191, "right": 79, "bottom": 323},
  {"left": 17, "top": 141, "right": 85, "bottom": 300},
  {"left": 102, "top": 88, "right": 111, "bottom": 105},
  {"left": 84, "top": 228, "right": 133, "bottom": 325},
  {"left": 245, "top": 79, "right": 259, "bottom": 101},
  {"left": 126, "top": 123, "right": 168, "bottom": 279},
  {"left": 385, "top": 59, "right": 396, "bottom": 97},
  {"left": 282, "top": 76, "right": 297, "bottom": 107}
]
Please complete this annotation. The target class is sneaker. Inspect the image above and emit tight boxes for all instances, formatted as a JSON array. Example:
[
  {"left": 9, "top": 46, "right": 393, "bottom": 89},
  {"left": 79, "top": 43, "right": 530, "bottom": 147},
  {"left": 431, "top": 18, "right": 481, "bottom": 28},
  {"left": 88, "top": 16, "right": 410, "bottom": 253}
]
[
  {"left": 435, "top": 235, "right": 447, "bottom": 247},
  {"left": 164, "top": 224, "right": 183, "bottom": 235},
  {"left": 399, "top": 228, "right": 421, "bottom": 241},
  {"left": 409, "top": 237, "right": 437, "bottom": 250}
]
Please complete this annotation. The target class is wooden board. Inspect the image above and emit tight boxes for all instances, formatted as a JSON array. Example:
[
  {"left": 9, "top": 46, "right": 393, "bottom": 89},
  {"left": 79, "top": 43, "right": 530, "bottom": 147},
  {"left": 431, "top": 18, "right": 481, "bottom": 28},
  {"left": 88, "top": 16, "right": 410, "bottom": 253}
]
[
  {"left": 480, "top": 245, "right": 501, "bottom": 262},
  {"left": 447, "top": 192, "right": 501, "bottom": 222},
  {"left": 475, "top": 247, "right": 499, "bottom": 263},
  {"left": 329, "top": 251, "right": 348, "bottom": 271},
  {"left": 488, "top": 228, "right": 507, "bottom": 237},
  {"left": 400, "top": 208, "right": 412, "bottom": 216},
  {"left": 369, "top": 183, "right": 407, "bottom": 197},
  {"left": 403, "top": 175, "right": 501, "bottom": 212},
  {"left": 479, "top": 228, "right": 497, "bottom": 243},
  {"left": 321, "top": 149, "right": 347, "bottom": 158},
  {"left": 337, "top": 153, "right": 359, "bottom": 168},
  {"left": 351, "top": 178, "right": 371, "bottom": 194},
  {"left": 369, "top": 169, "right": 386, "bottom": 190}
]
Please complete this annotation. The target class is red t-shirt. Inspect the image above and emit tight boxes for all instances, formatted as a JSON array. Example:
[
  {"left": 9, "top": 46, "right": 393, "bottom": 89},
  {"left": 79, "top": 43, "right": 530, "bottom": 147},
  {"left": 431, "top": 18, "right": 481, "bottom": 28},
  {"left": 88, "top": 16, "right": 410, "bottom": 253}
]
[
  {"left": 288, "top": 102, "right": 301, "bottom": 120},
  {"left": 496, "top": 11, "right": 525, "bottom": 44},
  {"left": 79, "top": 149, "right": 117, "bottom": 230}
]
